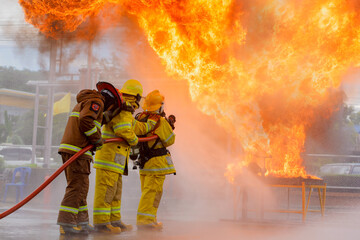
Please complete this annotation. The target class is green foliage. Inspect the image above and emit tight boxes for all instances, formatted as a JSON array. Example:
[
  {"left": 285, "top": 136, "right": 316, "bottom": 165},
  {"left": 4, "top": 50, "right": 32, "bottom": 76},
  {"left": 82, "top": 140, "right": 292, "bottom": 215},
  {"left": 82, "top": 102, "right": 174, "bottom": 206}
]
[
  {"left": 9, "top": 109, "right": 67, "bottom": 161},
  {"left": 0, "top": 155, "right": 4, "bottom": 173},
  {"left": 350, "top": 110, "right": 360, "bottom": 125},
  {"left": 12, "top": 110, "right": 34, "bottom": 145},
  {"left": 0, "top": 67, "right": 68, "bottom": 167},
  {"left": 0, "top": 104, "right": 66, "bottom": 147},
  {"left": 6, "top": 135, "right": 24, "bottom": 145},
  {"left": 343, "top": 104, "right": 355, "bottom": 123},
  {"left": 0, "top": 66, "right": 47, "bottom": 92}
]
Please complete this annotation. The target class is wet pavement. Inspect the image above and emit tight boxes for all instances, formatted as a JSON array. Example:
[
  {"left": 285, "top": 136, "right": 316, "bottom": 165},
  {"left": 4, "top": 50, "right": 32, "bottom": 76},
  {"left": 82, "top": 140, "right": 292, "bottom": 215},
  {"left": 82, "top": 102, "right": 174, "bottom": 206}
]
[
  {"left": 2, "top": 196, "right": 360, "bottom": 240},
  {"left": 2, "top": 176, "right": 360, "bottom": 240}
]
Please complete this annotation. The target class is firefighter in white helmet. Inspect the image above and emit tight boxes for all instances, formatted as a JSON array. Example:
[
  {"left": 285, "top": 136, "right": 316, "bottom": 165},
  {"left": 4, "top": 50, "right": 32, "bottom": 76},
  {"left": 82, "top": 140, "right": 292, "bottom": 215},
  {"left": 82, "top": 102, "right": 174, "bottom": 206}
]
[
  {"left": 92, "top": 79, "right": 158, "bottom": 234},
  {"left": 135, "top": 90, "right": 176, "bottom": 231}
]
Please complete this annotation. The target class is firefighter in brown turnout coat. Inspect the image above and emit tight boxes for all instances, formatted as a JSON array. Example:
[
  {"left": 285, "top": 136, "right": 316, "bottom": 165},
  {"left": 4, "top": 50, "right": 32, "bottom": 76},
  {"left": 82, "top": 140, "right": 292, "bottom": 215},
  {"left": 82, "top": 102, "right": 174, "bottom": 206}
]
[{"left": 57, "top": 82, "right": 121, "bottom": 235}]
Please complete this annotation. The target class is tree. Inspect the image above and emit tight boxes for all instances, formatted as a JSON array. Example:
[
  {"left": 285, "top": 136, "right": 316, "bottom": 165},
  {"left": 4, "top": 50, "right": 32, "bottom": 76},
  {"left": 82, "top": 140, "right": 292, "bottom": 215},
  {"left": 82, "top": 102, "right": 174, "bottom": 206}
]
[
  {"left": 0, "top": 66, "right": 47, "bottom": 92},
  {"left": 349, "top": 109, "right": 360, "bottom": 125}
]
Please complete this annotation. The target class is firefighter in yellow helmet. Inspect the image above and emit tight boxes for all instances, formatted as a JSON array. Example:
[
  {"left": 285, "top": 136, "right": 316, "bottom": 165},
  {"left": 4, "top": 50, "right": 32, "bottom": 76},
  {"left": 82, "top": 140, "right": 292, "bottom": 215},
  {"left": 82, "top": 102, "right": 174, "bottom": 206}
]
[
  {"left": 92, "top": 79, "right": 158, "bottom": 234},
  {"left": 135, "top": 90, "right": 176, "bottom": 231}
]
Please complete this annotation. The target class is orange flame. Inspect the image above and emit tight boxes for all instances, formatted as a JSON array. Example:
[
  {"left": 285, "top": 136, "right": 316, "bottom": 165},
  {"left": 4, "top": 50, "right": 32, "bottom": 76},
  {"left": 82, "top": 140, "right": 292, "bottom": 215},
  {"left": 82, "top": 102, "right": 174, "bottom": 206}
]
[
  {"left": 19, "top": 0, "right": 360, "bottom": 180},
  {"left": 19, "top": 0, "right": 109, "bottom": 39}
]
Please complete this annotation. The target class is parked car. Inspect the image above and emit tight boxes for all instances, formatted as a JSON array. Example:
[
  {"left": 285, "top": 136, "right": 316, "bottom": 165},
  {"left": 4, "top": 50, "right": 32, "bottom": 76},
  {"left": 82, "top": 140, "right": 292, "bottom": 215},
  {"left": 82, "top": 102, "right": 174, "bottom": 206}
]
[
  {"left": 0, "top": 145, "right": 39, "bottom": 167},
  {"left": 0, "top": 145, "right": 59, "bottom": 168},
  {"left": 318, "top": 163, "right": 360, "bottom": 192}
]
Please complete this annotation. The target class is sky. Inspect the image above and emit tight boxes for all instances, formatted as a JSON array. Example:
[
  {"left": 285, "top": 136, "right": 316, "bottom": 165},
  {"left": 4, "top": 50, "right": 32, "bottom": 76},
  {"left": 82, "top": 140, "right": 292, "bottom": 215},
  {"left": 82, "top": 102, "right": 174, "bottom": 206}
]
[{"left": 0, "top": 0, "right": 41, "bottom": 70}]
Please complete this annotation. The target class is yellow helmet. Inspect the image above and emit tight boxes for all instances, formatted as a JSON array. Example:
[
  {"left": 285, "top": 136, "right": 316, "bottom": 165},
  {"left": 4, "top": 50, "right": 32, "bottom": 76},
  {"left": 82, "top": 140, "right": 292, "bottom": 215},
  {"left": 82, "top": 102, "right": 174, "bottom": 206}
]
[
  {"left": 120, "top": 79, "right": 143, "bottom": 98},
  {"left": 142, "top": 90, "right": 164, "bottom": 112}
]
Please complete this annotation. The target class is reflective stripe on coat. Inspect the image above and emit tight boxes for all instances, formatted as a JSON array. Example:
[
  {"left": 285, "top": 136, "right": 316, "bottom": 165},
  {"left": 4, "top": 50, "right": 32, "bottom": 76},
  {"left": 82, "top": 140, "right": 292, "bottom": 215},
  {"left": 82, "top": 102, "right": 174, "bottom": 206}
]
[
  {"left": 94, "top": 107, "right": 157, "bottom": 175},
  {"left": 58, "top": 89, "right": 104, "bottom": 160},
  {"left": 139, "top": 117, "right": 176, "bottom": 175}
]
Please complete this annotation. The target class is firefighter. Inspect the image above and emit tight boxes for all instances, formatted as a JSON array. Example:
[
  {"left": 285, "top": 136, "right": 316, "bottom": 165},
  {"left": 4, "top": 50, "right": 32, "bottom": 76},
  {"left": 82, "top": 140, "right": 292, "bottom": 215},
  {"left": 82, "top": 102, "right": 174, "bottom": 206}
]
[
  {"left": 57, "top": 82, "right": 121, "bottom": 235},
  {"left": 136, "top": 90, "right": 176, "bottom": 231},
  {"left": 92, "top": 79, "right": 158, "bottom": 234}
]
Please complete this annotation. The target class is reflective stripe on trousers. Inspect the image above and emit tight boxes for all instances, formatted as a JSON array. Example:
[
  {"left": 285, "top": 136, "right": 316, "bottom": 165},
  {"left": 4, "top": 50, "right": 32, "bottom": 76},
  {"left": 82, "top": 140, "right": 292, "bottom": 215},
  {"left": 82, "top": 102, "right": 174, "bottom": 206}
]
[
  {"left": 93, "top": 168, "right": 123, "bottom": 225},
  {"left": 93, "top": 159, "right": 125, "bottom": 173},
  {"left": 136, "top": 175, "right": 165, "bottom": 225},
  {"left": 57, "top": 153, "right": 90, "bottom": 226}
]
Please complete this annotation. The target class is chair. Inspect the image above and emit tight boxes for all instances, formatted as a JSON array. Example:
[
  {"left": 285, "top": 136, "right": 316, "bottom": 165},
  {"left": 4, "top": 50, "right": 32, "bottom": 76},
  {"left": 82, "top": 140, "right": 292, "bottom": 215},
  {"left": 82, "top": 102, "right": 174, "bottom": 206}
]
[{"left": 3, "top": 167, "right": 31, "bottom": 203}]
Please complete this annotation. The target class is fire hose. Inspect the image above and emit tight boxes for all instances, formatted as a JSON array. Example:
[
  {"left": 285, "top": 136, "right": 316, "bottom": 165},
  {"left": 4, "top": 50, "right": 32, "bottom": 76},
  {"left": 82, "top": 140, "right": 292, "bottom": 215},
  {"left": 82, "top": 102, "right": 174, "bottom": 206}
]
[{"left": 0, "top": 135, "right": 158, "bottom": 220}]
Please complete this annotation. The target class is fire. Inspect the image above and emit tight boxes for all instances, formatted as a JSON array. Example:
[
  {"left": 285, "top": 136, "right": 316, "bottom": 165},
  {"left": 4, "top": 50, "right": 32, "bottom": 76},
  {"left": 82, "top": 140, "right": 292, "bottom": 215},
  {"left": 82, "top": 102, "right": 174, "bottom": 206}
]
[
  {"left": 19, "top": 0, "right": 360, "bottom": 180},
  {"left": 19, "top": 0, "right": 108, "bottom": 39}
]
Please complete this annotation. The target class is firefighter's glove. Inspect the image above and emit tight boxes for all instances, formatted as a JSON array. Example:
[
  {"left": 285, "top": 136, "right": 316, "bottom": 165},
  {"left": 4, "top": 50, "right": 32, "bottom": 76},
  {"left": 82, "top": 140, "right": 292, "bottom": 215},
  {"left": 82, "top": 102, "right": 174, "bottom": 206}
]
[
  {"left": 167, "top": 114, "right": 176, "bottom": 130},
  {"left": 103, "top": 107, "right": 121, "bottom": 125},
  {"left": 147, "top": 114, "right": 161, "bottom": 122},
  {"left": 91, "top": 138, "right": 105, "bottom": 151}
]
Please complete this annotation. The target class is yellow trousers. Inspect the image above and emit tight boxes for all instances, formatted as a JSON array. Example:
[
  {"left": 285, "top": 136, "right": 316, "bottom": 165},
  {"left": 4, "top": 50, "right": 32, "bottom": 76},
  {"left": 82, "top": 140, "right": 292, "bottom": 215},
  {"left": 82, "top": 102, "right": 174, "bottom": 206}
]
[
  {"left": 93, "top": 169, "right": 122, "bottom": 226},
  {"left": 137, "top": 175, "right": 165, "bottom": 225}
]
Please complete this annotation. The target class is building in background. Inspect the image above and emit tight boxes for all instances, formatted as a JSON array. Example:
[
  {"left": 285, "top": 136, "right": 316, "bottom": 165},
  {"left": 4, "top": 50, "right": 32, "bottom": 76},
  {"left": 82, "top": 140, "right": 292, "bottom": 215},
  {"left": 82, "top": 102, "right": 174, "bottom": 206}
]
[{"left": 0, "top": 88, "right": 34, "bottom": 124}]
